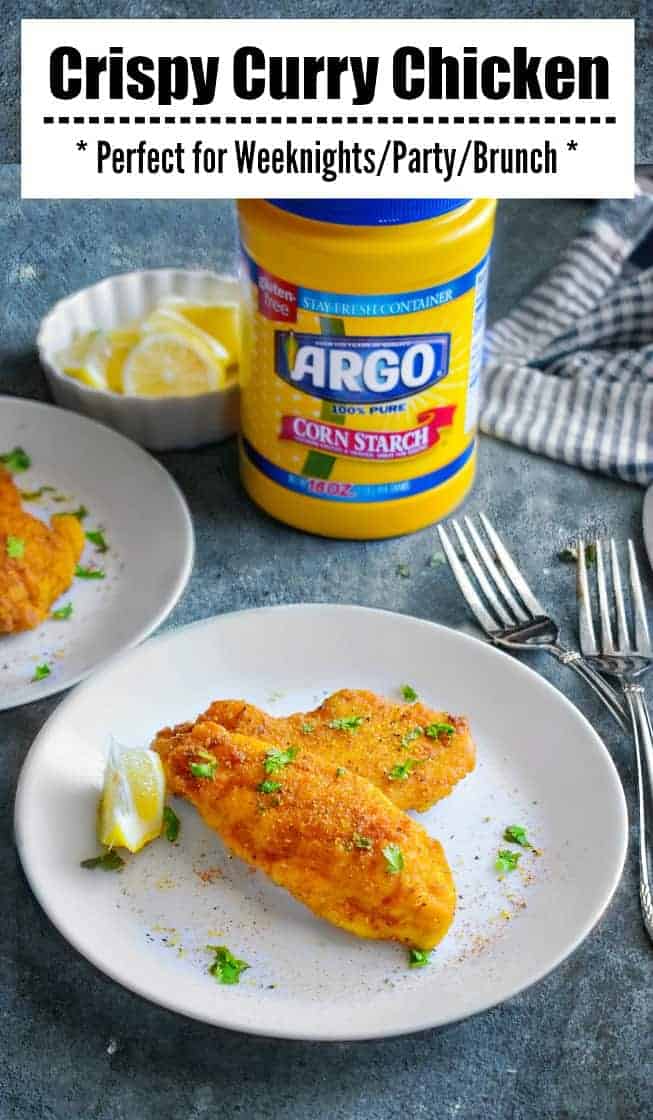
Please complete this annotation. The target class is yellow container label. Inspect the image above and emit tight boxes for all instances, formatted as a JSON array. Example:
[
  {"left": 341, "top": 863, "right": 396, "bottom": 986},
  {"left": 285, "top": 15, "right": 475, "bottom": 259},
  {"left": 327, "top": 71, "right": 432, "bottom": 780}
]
[{"left": 240, "top": 250, "right": 489, "bottom": 509}]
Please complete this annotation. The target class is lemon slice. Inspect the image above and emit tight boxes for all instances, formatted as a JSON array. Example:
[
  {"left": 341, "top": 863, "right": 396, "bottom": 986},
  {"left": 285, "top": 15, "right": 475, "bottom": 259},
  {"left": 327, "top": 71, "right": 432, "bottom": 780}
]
[
  {"left": 98, "top": 739, "right": 165, "bottom": 852},
  {"left": 104, "top": 328, "right": 141, "bottom": 393},
  {"left": 141, "top": 308, "right": 230, "bottom": 362},
  {"left": 122, "top": 332, "right": 226, "bottom": 397},
  {"left": 63, "top": 363, "right": 108, "bottom": 391},
  {"left": 59, "top": 329, "right": 111, "bottom": 391},
  {"left": 160, "top": 298, "right": 241, "bottom": 364}
]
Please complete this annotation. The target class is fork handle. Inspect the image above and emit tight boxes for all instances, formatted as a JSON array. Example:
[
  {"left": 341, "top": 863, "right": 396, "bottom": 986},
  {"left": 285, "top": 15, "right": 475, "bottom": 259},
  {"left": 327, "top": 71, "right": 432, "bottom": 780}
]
[
  {"left": 553, "top": 648, "right": 629, "bottom": 732},
  {"left": 623, "top": 685, "right": 653, "bottom": 943}
]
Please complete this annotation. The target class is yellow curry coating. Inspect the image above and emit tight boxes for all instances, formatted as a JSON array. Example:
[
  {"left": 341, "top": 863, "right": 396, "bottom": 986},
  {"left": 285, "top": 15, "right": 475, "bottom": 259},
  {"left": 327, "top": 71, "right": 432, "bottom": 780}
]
[
  {"left": 154, "top": 716, "right": 456, "bottom": 950},
  {"left": 203, "top": 689, "right": 475, "bottom": 813}
]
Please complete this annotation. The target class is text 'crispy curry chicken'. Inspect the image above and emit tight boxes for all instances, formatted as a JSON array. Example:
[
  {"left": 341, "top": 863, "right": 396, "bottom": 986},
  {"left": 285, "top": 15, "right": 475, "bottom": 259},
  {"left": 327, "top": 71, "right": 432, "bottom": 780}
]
[
  {"left": 203, "top": 689, "right": 475, "bottom": 813},
  {"left": 154, "top": 716, "right": 457, "bottom": 950},
  {"left": 0, "top": 466, "right": 85, "bottom": 633}
]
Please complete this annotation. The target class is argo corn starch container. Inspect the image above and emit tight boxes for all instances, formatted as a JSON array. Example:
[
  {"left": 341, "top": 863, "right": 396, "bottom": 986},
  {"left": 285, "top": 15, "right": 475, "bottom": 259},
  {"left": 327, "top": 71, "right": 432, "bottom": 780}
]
[{"left": 237, "top": 198, "right": 496, "bottom": 539}]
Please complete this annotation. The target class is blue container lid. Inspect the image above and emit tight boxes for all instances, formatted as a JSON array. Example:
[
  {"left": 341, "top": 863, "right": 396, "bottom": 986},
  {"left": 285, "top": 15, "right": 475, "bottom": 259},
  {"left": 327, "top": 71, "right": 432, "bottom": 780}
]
[{"left": 266, "top": 199, "right": 470, "bottom": 226}]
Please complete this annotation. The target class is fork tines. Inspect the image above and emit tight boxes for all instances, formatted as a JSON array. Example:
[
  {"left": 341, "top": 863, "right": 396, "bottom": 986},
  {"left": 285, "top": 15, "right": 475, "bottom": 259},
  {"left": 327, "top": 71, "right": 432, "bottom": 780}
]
[
  {"left": 577, "top": 539, "right": 652, "bottom": 658},
  {"left": 437, "top": 514, "right": 547, "bottom": 636}
]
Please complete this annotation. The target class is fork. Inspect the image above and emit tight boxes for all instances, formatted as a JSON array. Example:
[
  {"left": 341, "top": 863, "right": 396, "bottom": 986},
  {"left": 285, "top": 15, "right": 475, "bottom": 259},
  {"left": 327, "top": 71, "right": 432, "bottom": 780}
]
[
  {"left": 576, "top": 538, "right": 653, "bottom": 942},
  {"left": 437, "top": 513, "right": 628, "bottom": 731}
]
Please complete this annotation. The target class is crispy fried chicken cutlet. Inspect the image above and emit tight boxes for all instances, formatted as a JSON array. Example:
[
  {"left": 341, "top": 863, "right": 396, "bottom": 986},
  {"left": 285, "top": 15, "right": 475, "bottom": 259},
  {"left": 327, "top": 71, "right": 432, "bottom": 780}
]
[
  {"left": 0, "top": 466, "right": 22, "bottom": 512},
  {"left": 203, "top": 689, "right": 475, "bottom": 813},
  {"left": 0, "top": 467, "right": 85, "bottom": 633},
  {"left": 154, "top": 717, "right": 456, "bottom": 950}
]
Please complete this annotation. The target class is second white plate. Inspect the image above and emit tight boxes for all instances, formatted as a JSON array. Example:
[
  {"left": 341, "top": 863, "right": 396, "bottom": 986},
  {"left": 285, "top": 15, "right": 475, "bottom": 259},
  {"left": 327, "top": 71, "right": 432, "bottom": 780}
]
[
  {"left": 15, "top": 604, "right": 627, "bottom": 1040},
  {"left": 1, "top": 397, "right": 194, "bottom": 708},
  {"left": 642, "top": 484, "right": 653, "bottom": 574}
]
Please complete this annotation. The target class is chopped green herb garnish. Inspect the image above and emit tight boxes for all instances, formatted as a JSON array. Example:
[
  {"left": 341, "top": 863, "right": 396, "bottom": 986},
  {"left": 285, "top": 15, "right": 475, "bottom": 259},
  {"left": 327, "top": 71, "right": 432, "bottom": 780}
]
[
  {"left": 388, "top": 759, "right": 418, "bottom": 781},
  {"left": 264, "top": 746, "right": 297, "bottom": 774},
  {"left": 503, "top": 825, "right": 531, "bottom": 848},
  {"left": 6, "top": 536, "right": 24, "bottom": 559},
  {"left": 353, "top": 833, "right": 373, "bottom": 850},
  {"left": 495, "top": 849, "right": 522, "bottom": 874},
  {"left": 75, "top": 565, "right": 105, "bottom": 580},
  {"left": 207, "top": 945, "right": 250, "bottom": 985},
  {"left": 80, "top": 850, "right": 125, "bottom": 871},
  {"left": 258, "top": 779, "right": 282, "bottom": 794},
  {"left": 328, "top": 715, "right": 365, "bottom": 732},
  {"left": 429, "top": 552, "right": 446, "bottom": 567},
  {"left": 0, "top": 447, "right": 30, "bottom": 473},
  {"left": 189, "top": 759, "right": 217, "bottom": 779},
  {"left": 396, "top": 563, "right": 411, "bottom": 578},
  {"left": 65, "top": 505, "right": 89, "bottom": 521},
  {"left": 51, "top": 602, "right": 73, "bottom": 620},
  {"left": 163, "top": 805, "right": 180, "bottom": 842},
  {"left": 401, "top": 726, "right": 422, "bottom": 748},
  {"left": 32, "top": 663, "right": 51, "bottom": 682},
  {"left": 408, "top": 948, "right": 431, "bottom": 968},
  {"left": 559, "top": 543, "right": 596, "bottom": 565},
  {"left": 425, "top": 722, "right": 455, "bottom": 739},
  {"left": 19, "top": 485, "right": 56, "bottom": 500},
  {"left": 85, "top": 529, "right": 109, "bottom": 553},
  {"left": 383, "top": 843, "right": 404, "bottom": 874},
  {"left": 335, "top": 766, "right": 346, "bottom": 778},
  {"left": 300, "top": 722, "right": 315, "bottom": 734},
  {"left": 401, "top": 684, "right": 418, "bottom": 702}
]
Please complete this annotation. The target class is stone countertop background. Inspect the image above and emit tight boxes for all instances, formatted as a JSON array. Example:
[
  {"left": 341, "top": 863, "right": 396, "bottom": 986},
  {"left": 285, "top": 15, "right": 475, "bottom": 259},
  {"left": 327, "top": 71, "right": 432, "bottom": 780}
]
[
  {"left": 2, "top": 0, "right": 652, "bottom": 165},
  {"left": 2, "top": 171, "right": 653, "bottom": 1118}
]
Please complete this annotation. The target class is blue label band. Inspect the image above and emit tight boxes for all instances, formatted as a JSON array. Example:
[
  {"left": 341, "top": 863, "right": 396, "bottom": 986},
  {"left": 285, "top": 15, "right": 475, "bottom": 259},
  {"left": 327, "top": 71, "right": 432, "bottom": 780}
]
[
  {"left": 242, "top": 438, "right": 476, "bottom": 504},
  {"left": 243, "top": 249, "right": 489, "bottom": 320},
  {"left": 274, "top": 331, "right": 450, "bottom": 404}
]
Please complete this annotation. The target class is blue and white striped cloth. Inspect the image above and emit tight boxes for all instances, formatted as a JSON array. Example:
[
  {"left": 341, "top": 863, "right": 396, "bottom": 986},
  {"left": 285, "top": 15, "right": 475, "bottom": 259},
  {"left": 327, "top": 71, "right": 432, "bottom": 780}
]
[{"left": 481, "top": 197, "right": 653, "bottom": 485}]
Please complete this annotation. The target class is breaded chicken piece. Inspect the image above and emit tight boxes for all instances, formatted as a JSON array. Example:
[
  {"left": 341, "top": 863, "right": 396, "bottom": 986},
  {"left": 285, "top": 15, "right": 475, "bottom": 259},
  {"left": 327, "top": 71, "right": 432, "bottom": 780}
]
[
  {"left": 203, "top": 689, "right": 475, "bottom": 813},
  {"left": 154, "top": 716, "right": 456, "bottom": 950},
  {"left": 0, "top": 467, "right": 22, "bottom": 511},
  {"left": 0, "top": 468, "right": 85, "bottom": 632}
]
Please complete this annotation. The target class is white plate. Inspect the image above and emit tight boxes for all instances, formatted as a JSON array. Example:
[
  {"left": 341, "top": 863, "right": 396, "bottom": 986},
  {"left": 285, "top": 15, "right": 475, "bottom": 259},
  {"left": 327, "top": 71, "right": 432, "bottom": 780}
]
[
  {"left": 643, "top": 484, "right": 653, "bottom": 573},
  {"left": 15, "top": 604, "right": 627, "bottom": 1041},
  {"left": 1, "top": 397, "right": 194, "bottom": 708}
]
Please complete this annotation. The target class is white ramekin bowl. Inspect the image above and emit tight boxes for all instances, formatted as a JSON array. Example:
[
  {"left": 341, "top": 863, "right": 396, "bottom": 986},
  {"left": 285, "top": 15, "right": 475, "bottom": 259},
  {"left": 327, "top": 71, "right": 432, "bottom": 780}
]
[{"left": 37, "top": 268, "right": 241, "bottom": 451}]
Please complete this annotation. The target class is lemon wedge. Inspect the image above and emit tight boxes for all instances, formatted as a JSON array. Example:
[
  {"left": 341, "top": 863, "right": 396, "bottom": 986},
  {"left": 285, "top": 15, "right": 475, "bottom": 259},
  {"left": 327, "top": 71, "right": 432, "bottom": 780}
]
[
  {"left": 122, "top": 332, "right": 226, "bottom": 397},
  {"left": 98, "top": 739, "right": 165, "bottom": 852}
]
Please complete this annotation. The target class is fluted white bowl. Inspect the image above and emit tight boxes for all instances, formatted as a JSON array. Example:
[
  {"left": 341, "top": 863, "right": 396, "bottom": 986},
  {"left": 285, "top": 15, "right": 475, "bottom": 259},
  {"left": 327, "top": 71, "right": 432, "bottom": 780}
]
[{"left": 37, "top": 268, "right": 240, "bottom": 451}]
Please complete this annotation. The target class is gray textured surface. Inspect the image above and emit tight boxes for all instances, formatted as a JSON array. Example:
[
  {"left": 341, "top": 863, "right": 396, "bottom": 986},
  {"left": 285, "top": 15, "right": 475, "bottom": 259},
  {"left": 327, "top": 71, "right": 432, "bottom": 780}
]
[
  {"left": 2, "top": 169, "right": 653, "bottom": 1118},
  {"left": 2, "top": 0, "right": 652, "bottom": 165}
]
